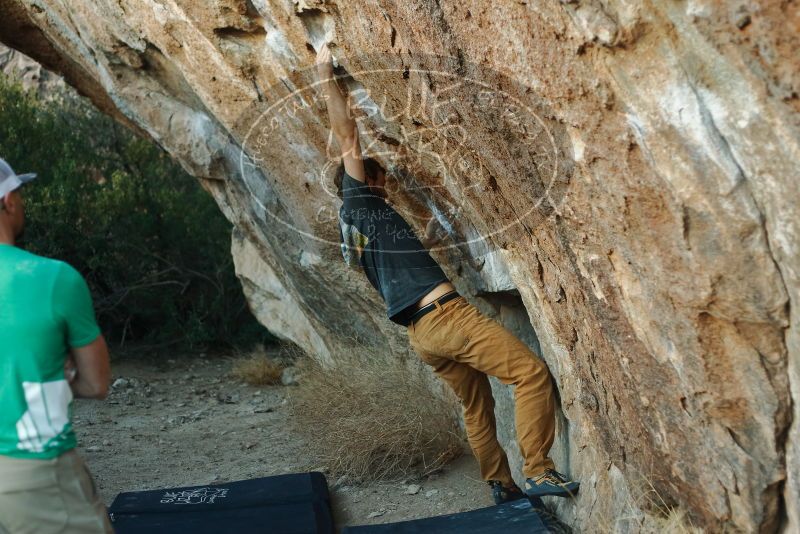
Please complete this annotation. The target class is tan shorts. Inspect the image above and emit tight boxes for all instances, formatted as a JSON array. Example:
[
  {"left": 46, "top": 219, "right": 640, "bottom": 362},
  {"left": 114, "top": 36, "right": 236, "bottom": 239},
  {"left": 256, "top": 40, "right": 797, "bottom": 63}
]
[{"left": 0, "top": 450, "right": 113, "bottom": 534}]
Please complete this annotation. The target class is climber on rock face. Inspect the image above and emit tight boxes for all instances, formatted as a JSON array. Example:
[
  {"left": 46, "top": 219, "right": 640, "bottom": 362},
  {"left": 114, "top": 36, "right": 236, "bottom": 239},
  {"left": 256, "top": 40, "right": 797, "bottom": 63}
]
[{"left": 315, "top": 43, "right": 579, "bottom": 505}]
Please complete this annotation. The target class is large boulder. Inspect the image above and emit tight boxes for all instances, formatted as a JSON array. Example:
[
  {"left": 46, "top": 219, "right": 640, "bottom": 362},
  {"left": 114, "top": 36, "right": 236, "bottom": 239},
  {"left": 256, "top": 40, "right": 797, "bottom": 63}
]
[{"left": 1, "top": 1, "right": 797, "bottom": 530}]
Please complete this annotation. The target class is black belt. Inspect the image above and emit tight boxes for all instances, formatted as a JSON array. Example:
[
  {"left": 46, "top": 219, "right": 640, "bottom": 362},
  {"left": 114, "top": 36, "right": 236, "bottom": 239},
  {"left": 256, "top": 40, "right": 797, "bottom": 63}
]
[{"left": 408, "top": 291, "right": 460, "bottom": 325}]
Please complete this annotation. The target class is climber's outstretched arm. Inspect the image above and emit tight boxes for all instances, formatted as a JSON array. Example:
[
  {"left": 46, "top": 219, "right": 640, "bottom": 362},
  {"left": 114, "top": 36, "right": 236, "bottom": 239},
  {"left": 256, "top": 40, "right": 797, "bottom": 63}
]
[{"left": 316, "top": 43, "right": 365, "bottom": 183}]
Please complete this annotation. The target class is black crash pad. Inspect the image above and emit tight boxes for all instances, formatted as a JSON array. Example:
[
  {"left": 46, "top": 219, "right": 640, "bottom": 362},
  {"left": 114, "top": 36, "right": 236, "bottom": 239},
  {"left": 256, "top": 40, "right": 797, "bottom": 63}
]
[
  {"left": 109, "top": 501, "right": 333, "bottom": 534},
  {"left": 108, "top": 472, "right": 333, "bottom": 534},
  {"left": 341, "top": 499, "right": 549, "bottom": 534}
]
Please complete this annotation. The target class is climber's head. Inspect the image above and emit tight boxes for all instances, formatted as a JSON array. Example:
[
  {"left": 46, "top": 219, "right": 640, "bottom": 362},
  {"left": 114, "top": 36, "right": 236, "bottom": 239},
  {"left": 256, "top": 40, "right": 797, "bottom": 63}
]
[{"left": 334, "top": 157, "right": 387, "bottom": 200}]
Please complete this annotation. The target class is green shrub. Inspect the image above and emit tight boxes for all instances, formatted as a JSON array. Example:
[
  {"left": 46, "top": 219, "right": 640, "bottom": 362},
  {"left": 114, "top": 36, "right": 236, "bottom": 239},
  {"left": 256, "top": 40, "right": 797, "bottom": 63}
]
[{"left": 0, "top": 74, "right": 273, "bottom": 349}]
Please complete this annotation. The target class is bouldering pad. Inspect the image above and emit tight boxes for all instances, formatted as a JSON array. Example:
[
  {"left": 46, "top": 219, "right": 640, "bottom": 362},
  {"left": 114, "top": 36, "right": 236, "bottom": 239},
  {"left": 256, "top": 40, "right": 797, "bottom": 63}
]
[
  {"left": 108, "top": 472, "right": 333, "bottom": 534},
  {"left": 341, "top": 499, "right": 550, "bottom": 533}
]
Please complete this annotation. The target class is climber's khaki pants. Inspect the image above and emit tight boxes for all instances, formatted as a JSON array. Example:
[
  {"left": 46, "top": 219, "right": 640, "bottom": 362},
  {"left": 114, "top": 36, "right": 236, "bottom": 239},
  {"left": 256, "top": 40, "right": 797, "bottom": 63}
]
[
  {"left": 408, "top": 295, "right": 556, "bottom": 486},
  {"left": 0, "top": 450, "right": 113, "bottom": 534}
]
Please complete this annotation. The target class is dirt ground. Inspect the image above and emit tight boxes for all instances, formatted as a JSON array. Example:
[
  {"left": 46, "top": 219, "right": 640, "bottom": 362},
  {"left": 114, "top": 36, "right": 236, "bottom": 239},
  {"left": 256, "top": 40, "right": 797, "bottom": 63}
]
[{"left": 73, "top": 351, "right": 495, "bottom": 531}]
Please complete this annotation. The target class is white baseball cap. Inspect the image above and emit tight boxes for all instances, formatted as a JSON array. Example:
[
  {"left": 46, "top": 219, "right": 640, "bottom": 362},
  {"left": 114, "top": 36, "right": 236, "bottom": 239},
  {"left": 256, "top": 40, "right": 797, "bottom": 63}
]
[{"left": 0, "top": 158, "right": 37, "bottom": 198}]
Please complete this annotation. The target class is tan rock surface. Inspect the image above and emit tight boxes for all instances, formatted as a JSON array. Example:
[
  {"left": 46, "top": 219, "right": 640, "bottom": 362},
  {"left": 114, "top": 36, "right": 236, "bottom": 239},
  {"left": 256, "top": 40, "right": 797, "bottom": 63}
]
[
  {"left": 1, "top": 1, "right": 798, "bottom": 530},
  {"left": 0, "top": 44, "right": 61, "bottom": 94}
]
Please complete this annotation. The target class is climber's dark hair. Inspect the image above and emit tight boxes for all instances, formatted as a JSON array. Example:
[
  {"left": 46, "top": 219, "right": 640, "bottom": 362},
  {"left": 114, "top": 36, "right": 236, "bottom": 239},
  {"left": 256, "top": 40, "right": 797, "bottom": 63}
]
[{"left": 334, "top": 157, "right": 385, "bottom": 200}]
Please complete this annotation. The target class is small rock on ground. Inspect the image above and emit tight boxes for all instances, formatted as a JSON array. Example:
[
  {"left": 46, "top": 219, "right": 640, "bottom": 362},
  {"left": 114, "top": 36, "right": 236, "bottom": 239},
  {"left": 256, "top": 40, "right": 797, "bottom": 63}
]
[
  {"left": 404, "top": 484, "right": 421, "bottom": 495},
  {"left": 281, "top": 367, "right": 299, "bottom": 386}
]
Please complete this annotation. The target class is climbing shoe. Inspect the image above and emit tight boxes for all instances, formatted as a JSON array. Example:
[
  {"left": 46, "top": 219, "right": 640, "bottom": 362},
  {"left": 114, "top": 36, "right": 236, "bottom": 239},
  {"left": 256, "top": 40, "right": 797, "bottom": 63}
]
[
  {"left": 488, "top": 480, "right": 527, "bottom": 505},
  {"left": 524, "top": 469, "right": 580, "bottom": 498}
]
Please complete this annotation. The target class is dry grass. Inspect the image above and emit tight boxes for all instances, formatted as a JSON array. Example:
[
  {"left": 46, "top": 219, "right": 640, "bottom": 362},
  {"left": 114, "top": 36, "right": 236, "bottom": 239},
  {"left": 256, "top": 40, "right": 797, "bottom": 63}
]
[
  {"left": 638, "top": 486, "right": 704, "bottom": 534},
  {"left": 604, "top": 474, "right": 706, "bottom": 534},
  {"left": 231, "top": 354, "right": 285, "bottom": 386},
  {"left": 288, "top": 355, "right": 464, "bottom": 483},
  {"left": 638, "top": 477, "right": 704, "bottom": 534},
  {"left": 647, "top": 508, "right": 704, "bottom": 534}
]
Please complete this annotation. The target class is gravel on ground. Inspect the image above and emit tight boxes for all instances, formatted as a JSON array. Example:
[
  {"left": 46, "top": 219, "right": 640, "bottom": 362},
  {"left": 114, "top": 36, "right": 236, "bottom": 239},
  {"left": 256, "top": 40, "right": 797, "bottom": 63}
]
[{"left": 73, "top": 352, "right": 494, "bottom": 531}]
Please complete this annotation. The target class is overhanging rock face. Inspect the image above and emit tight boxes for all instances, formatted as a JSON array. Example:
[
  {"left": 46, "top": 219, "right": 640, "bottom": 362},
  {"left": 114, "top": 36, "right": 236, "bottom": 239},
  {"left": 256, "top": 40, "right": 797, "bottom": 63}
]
[{"left": 1, "top": 1, "right": 797, "bottom": 531}]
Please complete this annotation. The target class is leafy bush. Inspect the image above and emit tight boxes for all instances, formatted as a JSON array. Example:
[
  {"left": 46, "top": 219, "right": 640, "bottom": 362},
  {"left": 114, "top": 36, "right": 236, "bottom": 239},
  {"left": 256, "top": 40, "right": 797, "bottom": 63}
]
[{"left": 0, "top": 74, "right": 272, "bottom": 349}]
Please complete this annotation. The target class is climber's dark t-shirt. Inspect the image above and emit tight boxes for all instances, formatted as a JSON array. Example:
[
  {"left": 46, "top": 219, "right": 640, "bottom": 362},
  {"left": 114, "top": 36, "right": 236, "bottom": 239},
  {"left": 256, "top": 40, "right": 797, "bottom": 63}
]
[{"left": 338, "top": 171, "right": 448, "bottom": 326}]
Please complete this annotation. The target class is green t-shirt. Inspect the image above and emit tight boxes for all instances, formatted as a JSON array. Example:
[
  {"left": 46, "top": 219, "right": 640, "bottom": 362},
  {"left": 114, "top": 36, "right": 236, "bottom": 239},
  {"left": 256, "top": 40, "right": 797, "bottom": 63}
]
[{"left": 0, "top": 244, "right": 101, "bottom": 459}]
